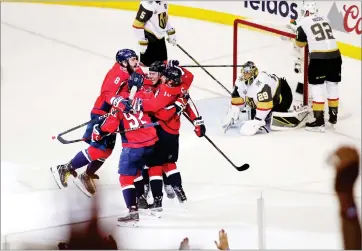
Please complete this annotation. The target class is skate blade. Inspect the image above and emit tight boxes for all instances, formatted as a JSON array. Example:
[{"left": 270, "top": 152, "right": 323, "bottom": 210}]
[
  {"left": 305, "top": 126, "right": 325, "bottom": 133},
  {"left": 50, "top": 167, "right": 66, "bottom": 189},
  {"left": 140, "top": 208, "right": 162, "bottom": 218},
  {"left": 117, "top": 220, "right": 139, "bottom": 227},
  {"left": 73, "top": 178, "right": 92, "bottom": 198}
]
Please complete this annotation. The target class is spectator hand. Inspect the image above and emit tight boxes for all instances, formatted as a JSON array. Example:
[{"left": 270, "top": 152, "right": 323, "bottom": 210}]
[
  {"left": 179, "top": 237, "right": 190, "bottom": 250},
  {"left": 214, "top": 229, "right": 230, "bottom": 250}
]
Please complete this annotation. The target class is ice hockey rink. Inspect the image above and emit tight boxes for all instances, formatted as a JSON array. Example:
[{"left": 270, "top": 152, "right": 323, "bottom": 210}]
[{"left": 1, "top": 2, "right": 361, "bottom": 249}]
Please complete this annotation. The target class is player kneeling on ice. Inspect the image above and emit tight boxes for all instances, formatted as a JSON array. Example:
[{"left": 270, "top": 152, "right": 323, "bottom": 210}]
[
  {"left": 92, "top": 74, "right": 158, "bottom": 225},
  {"left": 223, "top": 61, "right": 296, "bottom": 136}
]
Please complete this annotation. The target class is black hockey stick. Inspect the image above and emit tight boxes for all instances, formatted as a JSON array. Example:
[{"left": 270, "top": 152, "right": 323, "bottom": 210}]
[
  {"left": 183, "top": 113, "right": 249, "bottom": 172},
  {"left": 176, "top": 44, "right": 232, "bottom": 95},
  {"left": 56, "top": 122, "right": 159, "bottom": 144},
  {"left": 53, "top": 86, "right": 138, "bottom": 144},
  {"left": 181, "top": 65, "right": 244, "bottom": 68}
]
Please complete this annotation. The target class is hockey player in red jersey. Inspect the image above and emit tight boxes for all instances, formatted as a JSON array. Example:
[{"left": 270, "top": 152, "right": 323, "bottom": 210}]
[
  {"left": 50, "top": 49, "right": 144, "bottom": 197},
  {"left": 136, "top": 61, "right": 206, "bottom": 210},
  {"left": 92, "top": 73, "right": 158, "bottom": 224}
]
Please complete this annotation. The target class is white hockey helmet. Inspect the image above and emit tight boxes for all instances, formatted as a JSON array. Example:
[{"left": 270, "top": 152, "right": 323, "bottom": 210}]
[{"left": 300, "top": 1, "right": 318, "bottom": 17}]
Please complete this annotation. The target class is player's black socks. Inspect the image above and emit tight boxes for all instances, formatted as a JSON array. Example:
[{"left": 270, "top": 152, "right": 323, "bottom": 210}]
[
  {"left": 150, "top": 180, "right": 163, "bottom": 198},
  {"left": 134, "top": 179, "right": 145, "bottom": 198},
  {"left": 163, "top": 172, "right": 170, "bottom": 185},
  {"left": 85, "top": 159, "right": 104, "bottom": 176},
  {"left": 168, "top": 172, "right": 182, "bottom": 187},
  {"left": 142, "top": 168, "right": 150, "bottom": 184}
]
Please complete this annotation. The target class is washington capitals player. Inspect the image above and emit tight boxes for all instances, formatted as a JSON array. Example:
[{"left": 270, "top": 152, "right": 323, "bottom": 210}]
[
  {"left": 93, "top": 75, "right": 159, "bottom": 225},
  {"left": 138, "top": 62, "right": 205, "bottom": 211},
  {"left": 50, "top": 49, "right": 143, "bottom": 196},
  {"left": 132, "top": 0, "right": 176, "bottom": 66}
]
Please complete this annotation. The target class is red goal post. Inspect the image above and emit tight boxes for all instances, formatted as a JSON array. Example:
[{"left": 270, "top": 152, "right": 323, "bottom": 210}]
[{"left": 233, "top": 19, "right": 309, "bottom": 106}]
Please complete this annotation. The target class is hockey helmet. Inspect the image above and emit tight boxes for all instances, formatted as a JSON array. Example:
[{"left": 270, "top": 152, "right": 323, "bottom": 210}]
[
  {"left": 116, "top": 49, "right": 138, "bottom": 64},
  {"left": 149, "top": 61, "right": 167, "bottom": 73},
  {"left": 239, "top": 61, "right": 258, "bottom": 85},
  {"left": 300, "top": 1, "right": 318, "bottom": 17},
  {"left": 162, "top": 66, "right": 182, "bottom": 86}
]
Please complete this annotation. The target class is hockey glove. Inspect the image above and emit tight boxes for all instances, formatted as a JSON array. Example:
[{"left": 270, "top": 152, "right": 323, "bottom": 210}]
[
  {"left": 91, "top": 124, "right": 105, "bottom": 142},
  {"left": 166, "top": 28, "right": 177, "bottom": 46},
  {"left": 128, "top": 72, "right": 144, "bottom": 91},
  {"left": 110, "top": 96, "right": 125, "bottom": 107},
  {"left": 239, "top": 118, "right": 266, "bottom": 136},
  {"left": 193, "top": 116, "right": 206, "bottom": 137},
  {"left": 138, "top": 38, "right": 148, "bottom": 54},
  {"left": 174, "top": 96, "right": 189, "bottom": 115},
  {"left": 168, "top": 59, "right": 179, "bottom": 68}
]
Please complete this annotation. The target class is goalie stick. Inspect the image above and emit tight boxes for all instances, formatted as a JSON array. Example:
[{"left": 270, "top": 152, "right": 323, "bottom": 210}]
[
  {"left": 183, "top": 113, "right": 249, "bottom": 172},
  {"left": 53, "top": 86, "right": 138, "bottom": 144}
]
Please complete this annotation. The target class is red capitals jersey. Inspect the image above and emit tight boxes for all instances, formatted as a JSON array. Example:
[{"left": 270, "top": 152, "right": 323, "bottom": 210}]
[
  {"left": 142, "top": 67, "right": 197, "bottom": 134},
  {"left": 91, "top": 63, "right": 145, "bottom": 116},
  {"left": 100, "top": 89, "right": 158, "bottom": 148}
]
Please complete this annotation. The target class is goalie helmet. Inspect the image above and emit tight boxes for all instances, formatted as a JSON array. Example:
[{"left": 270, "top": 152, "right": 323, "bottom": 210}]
[
  {"left": 300, "top": 1, "right": 318, "bottom": 17},
  {"left": 239, "top": 61, "right": 259, "bottom": 85}
]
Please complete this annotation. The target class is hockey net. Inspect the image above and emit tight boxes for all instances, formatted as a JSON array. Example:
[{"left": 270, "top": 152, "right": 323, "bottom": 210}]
[{"left": 233, "top": 19, "right": 309, "bottom": 106}]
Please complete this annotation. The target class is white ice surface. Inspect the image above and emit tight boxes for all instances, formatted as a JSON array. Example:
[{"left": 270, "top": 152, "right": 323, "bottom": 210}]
[{"left": 1, "top": 3, "right": 361, "bottom": 249}]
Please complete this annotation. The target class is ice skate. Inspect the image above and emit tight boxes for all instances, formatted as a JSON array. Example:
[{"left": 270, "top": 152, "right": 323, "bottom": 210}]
[
  {"left": 173, "top": 186, "right": 187, "bottom": 203},
  {"left": 164, "top": 184, "right": 176, "bottom": 199},
  {"left": 144, "top": 184, "right": 151, "bottom": 200},
  {"left": 149, "top": 196, "right": 163, "bottom": 211},
  {"left": 306, "top": 118, "right": 325, "bottom": 132},
  {"left": 73, "top": 172, "right": 98, "bottom": 197},
  {"left": 50, "top": 162, "right": 77, "bottom": 189},
  {"left": 137, "top": 195, "right": 149, "bottom": 209},
  {"left": 117, "top": 207, "right": 139, "bottom": 227}
]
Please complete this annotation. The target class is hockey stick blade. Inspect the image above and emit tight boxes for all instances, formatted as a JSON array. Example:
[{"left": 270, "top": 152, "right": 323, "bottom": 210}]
[{"left": 183, "top": 113, "right": 249, "bottom": 172}]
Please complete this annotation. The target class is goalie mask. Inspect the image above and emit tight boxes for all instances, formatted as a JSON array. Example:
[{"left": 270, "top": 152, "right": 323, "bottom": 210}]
[{"left": 239, "top": 61, "right": 258, "bottom": 85}]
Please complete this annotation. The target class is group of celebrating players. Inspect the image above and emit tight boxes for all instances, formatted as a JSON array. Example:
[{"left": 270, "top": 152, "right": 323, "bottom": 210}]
[{"left": 50, "top": 0, "right": 342, "bottom": 225}]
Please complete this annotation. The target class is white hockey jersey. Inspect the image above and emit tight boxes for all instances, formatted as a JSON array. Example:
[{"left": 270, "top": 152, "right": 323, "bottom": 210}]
[
  {"left": 133, "top": 1, "right": 173, "bottom": 39},
  {"left": 233, "top": 71, "right": 281, "bottom": 121},
  {"left": 296, "top": 15, "right": 340, "bottom": 59}
]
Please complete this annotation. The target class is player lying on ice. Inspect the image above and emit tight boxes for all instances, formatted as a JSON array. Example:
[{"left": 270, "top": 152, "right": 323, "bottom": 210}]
[{"left": 222, "top": 61, "right": 310, "bottom": 136}]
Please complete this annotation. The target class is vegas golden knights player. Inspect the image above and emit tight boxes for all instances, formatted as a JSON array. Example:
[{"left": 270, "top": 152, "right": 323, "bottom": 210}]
[
  {"left": 133, "top": 1, "right": 177, "bottom": 66},
  {"left": 295, "top": 2, "right": 342, "bottom": 132}
]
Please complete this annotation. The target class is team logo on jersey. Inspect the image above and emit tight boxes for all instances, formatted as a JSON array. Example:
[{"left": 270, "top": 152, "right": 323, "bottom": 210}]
[{"left": 158, "top": 12, "right": 168, "bottom": 29}]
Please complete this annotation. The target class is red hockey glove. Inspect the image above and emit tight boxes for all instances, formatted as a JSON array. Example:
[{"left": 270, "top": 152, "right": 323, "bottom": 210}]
[
  {"left": 91, "top": 124, "right": 105, "bottom": 142},
  {"left": 193, "top": 116, "right": 206, "bottom": 137}
]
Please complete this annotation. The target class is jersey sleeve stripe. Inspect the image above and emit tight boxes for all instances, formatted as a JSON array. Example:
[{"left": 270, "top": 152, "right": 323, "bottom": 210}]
[
  {"left": 231, "top": 97, "right": 245, "bottom": 105},
  {"left": 256, "top": 101, "right": 273, "bottom": 110}
]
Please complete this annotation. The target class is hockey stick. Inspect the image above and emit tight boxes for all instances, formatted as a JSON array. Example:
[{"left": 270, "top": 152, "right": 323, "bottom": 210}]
[
  {"left": 183, "top": 113, "right": 250, "bottom": 172},
  {"left": 53, "top": 86, "right": 138, "bottom": 143},
  {"left": 56, "top": 122, "right": 159, "bottom": 144},
  {"left": 181, "top": 65, "right": 245, "bottom": 68},
  {"left": 176, "top": 43, "right": 232, "bottom": 95}
]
